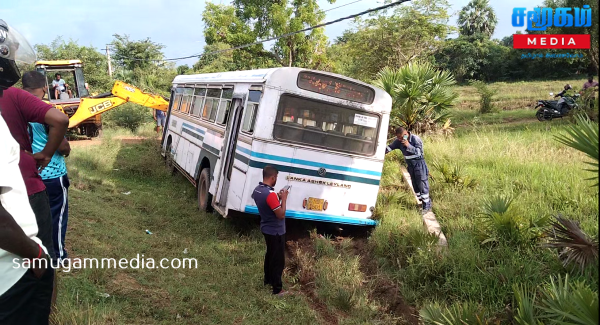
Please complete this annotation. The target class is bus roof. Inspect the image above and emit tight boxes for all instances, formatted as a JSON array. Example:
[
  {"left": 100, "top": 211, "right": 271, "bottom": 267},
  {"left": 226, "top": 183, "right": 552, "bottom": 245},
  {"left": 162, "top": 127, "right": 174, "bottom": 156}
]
[
  {"left": 172, "top": 68, "right": 277, "bottom": 84},
  {"left": 172, "top": 67, "right": 392, "bottom": 113}
]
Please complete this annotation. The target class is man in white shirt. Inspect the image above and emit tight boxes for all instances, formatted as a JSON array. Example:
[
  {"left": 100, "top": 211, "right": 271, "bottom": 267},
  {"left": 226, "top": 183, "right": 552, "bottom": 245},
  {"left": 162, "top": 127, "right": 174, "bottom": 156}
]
[
  {"left": 0, "top": 114, "right": 54, "bottom": 324},
  {"left": 51, "top": 73, "right": 72, "bottom": 99}
]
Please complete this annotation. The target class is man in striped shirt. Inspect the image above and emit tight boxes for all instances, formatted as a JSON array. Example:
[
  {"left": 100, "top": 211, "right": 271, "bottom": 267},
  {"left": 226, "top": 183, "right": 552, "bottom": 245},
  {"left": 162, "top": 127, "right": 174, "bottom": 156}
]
[{"left": 386, "top": 127, "right": 432, "bottom": 213}]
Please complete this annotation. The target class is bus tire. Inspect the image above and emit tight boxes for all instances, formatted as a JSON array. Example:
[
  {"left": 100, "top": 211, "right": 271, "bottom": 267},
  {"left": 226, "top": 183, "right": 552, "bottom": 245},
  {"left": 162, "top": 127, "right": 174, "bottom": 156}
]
[{"left": 198, "top": 168, "right": 213, "bottom": 212}]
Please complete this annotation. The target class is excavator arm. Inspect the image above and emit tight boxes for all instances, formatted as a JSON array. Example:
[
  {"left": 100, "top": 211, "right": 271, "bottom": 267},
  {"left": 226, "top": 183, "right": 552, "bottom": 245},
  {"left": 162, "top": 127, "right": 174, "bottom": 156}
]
[{"left": 67, "top": 81, "right": 169, "bottom": 128}]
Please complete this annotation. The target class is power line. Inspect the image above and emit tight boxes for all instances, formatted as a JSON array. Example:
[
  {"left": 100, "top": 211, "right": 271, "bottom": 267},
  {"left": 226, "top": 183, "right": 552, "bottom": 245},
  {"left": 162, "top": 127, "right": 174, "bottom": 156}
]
[
  {"left": 114, "top": 0, "right": 410, "bottom": 63},
  {"left": 323, "top": 0, "right": 368, "bottom": 13}
]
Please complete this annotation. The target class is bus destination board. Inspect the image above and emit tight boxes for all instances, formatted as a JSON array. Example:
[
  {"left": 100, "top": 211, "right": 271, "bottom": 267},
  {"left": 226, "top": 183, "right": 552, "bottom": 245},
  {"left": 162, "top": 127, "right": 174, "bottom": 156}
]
[{"left": 297, "top": 72, "right": 375, "bottom": 104}]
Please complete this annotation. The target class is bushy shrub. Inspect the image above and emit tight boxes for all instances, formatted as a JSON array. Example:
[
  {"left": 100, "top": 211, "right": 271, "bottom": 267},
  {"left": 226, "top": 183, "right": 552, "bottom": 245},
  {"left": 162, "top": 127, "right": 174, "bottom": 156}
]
[
  {"left": 477, "top": 194, "right": 549, "bottom": 247},
  {"left": 102, "top": 103, "right": 153, "bottom": 132},
  {"left": 513, "top": 275, "right": 598, "bottom": 325},
  {"left": 471, "top": 80, "right": 498, "bottom": 114}
]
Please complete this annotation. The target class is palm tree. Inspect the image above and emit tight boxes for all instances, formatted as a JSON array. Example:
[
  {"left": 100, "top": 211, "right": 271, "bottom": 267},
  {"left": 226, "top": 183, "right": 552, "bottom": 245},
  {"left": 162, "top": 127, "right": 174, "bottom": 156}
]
[
  {"left": 374, "top": 62, "right": 458, "bottom": 134},
  {"left": 457, "top": 0, "right": 497, "bottom": 39}
]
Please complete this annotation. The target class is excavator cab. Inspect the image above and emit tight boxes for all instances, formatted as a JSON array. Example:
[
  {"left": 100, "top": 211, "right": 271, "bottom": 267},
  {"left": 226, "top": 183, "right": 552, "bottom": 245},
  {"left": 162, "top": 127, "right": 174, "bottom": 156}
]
[
  {"left": 35, "top": 60, "right": 100, "bottom": 136},
  {"left": 35, "top": 60, "right": 89, "bottom": 102}
]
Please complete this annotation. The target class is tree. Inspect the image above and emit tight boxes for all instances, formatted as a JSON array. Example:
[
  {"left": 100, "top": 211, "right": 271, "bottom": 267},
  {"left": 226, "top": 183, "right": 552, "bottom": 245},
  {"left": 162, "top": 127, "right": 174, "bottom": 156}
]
[
  {"left": 109, "top": 34, "right": 175, "bottom": 96},
  {"left": 195, "top": 3, "right": 277, "bottom": 72},
  {"left": 457, "top": 0, "right": 497, "bottom": 39},
  {"left": 35, "top": 37, "right": 113, "bottom": 92},
  {"left": 196, "top": 0, "right": 335, "bottom": 72},
  {"left": 177, "top": 64, "right": 191, "bottom": 75},
  {"left": 233, "top": 0, "right": 334, "bottom": 69},
  {"left": 374, "top": 62, "right": 458, "bottom": 134},
  {"left": 330, "top": 0, "right": 452, "bottom": 82},
  {"left": 110, "top": 34, "right": 165, "bottom": 72}
]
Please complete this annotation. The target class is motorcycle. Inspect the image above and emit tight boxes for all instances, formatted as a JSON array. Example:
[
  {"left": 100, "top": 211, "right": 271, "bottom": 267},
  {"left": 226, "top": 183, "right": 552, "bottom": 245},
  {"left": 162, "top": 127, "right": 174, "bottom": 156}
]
[{"left": 535, "top": 93, "right": 580, "bottom": 121}]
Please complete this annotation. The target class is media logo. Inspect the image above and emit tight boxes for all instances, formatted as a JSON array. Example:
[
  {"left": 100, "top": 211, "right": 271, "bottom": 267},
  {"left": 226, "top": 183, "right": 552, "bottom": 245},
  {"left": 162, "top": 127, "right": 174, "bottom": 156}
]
[{"left": 511, "top": 5, "right": 592, "bottom": 49}]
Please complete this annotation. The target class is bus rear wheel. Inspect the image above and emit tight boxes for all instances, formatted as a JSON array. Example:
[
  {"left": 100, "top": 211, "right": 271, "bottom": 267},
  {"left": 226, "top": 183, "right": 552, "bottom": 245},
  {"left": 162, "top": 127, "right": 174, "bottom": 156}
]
[{"left": 198, "top": 168, "right": 213, "bottom": 212}]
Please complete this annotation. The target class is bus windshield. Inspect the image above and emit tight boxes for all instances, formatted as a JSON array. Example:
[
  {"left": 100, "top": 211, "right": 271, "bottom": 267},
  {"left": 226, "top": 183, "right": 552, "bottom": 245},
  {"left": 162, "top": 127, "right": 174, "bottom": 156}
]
[{"left": 273, "top": 94, "right": 379, "bottom": 156}]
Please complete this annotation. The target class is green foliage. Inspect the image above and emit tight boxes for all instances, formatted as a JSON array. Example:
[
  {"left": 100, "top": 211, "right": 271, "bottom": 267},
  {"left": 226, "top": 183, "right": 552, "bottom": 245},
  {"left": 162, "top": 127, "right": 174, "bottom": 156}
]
[
  {"left": 512, "top": 275, "right": 599, "bottom": 325},
  {"left": 555, "top": 114, "right": 599, "bottom": 186},
  {"left": 110, "top": 34, "right": 165, "bottom": 72},
  {"left": 35, "top": 37, "right": 113, "bottom": 93},
  {"left": 195, "top": 3, "right": 276, "bottom": 73},
  {"left": 110, "top": 34, "right": 175, "bottom": 96},
  {"left": 457, "top": 0, "right": 497, "bottom": 38},
  {"left": 431, "top": 160, "right": 479, "bottom": 189},
  {"left": 470, "top": 80, "right": 499, "bottom": 114},
  {"left": 478, "top": 194, "right": 549, "bottom": 246},
  {"left": 513, "top": 284, "right": 540, "bottom": 325},
  {"left": 102, "top": 103, "right": 153, "bottom": 132},
  {"left": 329, "top": 0, "right": 453, "bottom": 81},
  {"left": 420, "top": 301, "right": 488, "bottom": 325},
  {"left": 374, "top": 62, "right": 458, "bottom": 133},
  {"left": 196, "top": 0, "right": 334, "bottom": 72}
]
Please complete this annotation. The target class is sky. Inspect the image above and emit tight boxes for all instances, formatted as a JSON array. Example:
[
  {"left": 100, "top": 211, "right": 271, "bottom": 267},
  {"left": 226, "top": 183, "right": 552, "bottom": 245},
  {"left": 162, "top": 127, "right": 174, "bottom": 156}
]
[{"left": 1, "top": 0, "right": 541, "bottom": 67}]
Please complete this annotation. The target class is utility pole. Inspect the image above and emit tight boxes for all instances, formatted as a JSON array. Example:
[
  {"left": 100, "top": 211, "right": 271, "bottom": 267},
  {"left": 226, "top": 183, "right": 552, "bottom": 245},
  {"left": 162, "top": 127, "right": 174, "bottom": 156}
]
[{"left": 106, "top": 45, "right": 112, "bottom": 78}]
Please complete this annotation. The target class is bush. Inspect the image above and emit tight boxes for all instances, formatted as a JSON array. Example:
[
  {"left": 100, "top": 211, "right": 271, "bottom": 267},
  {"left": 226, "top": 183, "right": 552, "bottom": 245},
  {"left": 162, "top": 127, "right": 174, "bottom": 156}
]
[
  {"left": 431, "top": 160, "right": 478, "bottom": 190},
  {"left": 471, "top": 80, "right": 499, "bottom": 114},
  {"left": 477, "top": 194, "right": 549, "bottom": 247},
  {"left": 102, "top": 103, "right": 153, "bottom": 132},
  {"left": 513, "top": 275, "right": 599, "bottom": 325},
  {"left": 420, "top": 301, "right": 488, "bottom": 325}
]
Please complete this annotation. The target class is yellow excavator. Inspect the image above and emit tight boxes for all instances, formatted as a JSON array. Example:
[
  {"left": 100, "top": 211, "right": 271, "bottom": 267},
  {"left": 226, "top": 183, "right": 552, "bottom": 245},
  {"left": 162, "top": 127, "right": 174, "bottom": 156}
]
[{"left": 35, "top": 60, "right": 169, "bottom": 137}]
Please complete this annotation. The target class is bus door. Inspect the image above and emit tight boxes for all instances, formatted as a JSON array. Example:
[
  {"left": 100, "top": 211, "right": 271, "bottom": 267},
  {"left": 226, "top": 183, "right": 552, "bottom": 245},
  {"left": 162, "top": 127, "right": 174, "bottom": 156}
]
[{"left": 213, "top": 92, "right": 247, "bottom": 215}]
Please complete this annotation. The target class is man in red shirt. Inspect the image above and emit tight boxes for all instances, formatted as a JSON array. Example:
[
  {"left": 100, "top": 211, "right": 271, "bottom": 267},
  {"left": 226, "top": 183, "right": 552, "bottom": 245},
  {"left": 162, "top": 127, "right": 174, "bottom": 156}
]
[
  {"left": 0, "top": 19, "right": 65, "bottom": 324},
  {"left": 0, "top": 21, "right": 68, "bottom": 259},
  {"left": 1, "top": 82, "right": 69, "bottom": 261}
]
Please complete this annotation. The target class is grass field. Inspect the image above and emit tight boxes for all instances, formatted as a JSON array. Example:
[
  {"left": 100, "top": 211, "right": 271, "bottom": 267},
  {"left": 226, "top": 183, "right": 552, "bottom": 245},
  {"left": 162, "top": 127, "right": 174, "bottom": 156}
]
[{"left": 53, "top": 78, "right": 598, "bottom": 324}]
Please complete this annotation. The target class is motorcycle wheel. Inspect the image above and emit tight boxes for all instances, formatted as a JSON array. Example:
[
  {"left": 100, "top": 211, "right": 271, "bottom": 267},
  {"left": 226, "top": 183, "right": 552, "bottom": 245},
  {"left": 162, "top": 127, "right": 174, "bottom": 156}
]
[{"left": 536, "top": 108, "right": 548, "bottom": 121}]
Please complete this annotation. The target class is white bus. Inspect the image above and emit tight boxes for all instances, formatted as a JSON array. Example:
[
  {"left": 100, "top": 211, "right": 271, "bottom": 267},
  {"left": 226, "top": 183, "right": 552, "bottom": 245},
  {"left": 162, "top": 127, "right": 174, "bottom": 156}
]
[{"left": 161, "top": 68, "right": 391, "bottom": 226}]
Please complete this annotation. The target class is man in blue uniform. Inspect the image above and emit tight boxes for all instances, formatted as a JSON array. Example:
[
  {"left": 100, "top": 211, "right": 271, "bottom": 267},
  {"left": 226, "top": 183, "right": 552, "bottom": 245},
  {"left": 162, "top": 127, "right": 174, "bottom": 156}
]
[{"left": 386, "top": 127, "right": 431, "bottom": 213}]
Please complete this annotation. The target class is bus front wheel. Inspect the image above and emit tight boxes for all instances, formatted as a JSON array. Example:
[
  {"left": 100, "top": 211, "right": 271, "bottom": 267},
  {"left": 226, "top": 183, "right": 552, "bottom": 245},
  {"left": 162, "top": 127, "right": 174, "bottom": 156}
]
[{"left": 198, "top": 168, "right": 213, "bottom": 212}]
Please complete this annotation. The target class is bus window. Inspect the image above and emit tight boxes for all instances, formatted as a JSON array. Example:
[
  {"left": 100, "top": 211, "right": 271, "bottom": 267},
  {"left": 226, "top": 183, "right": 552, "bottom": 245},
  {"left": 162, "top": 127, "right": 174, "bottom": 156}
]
[
  {"left": 203, "top": 88, "right": 221, "bottom": 121},
  {"left": 242, "top": 103, "right": 258, "bottom": 133},
  {"left": 180, "top": 88, "right": 193, "bottom": 114},
  {"left": 273, "top": 94, "right": 379, "bottom": 156},
  {"left": 216, "top": 88, "right": 233, "bottom": 125},
  {"left": 242, "top": 90, "right": 262, "bottom": 133},
  {"left": 171, "top": 88, "right": 184, "bottom": 111},
  {"left": 191, "top": 87, "right": 206, "bottom": 116}
]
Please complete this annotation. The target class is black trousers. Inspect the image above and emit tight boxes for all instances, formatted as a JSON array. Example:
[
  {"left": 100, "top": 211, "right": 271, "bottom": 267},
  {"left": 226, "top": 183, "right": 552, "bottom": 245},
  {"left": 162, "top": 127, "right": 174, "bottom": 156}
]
[
  {"left": 263, "top": 233, "right": 285, "bottom": 294},
  {"left": 29, "top": 190, "right": 56, "bottom": 259},
  {"left": 0, "top": 268, "right": 55, "bottom": 324}
]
